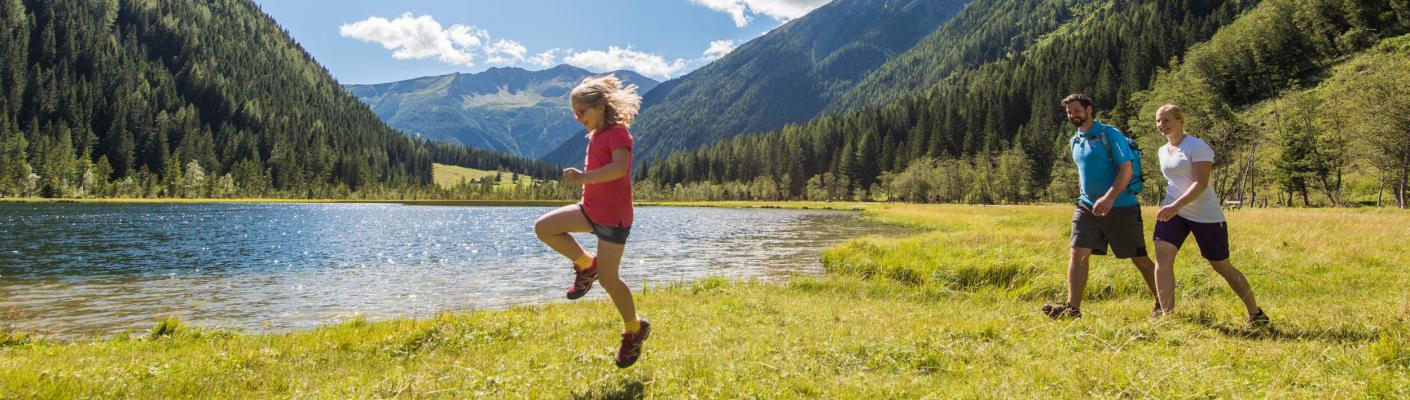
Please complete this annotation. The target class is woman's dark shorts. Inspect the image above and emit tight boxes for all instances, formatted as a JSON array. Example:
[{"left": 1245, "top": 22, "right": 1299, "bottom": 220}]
[
  {"left": 577, "top": 204, "right": 631, "bottom": 245},
  {"left": 1153, "top": 215, "right": 1230, "bottom": 261},
  {"left": 1071, "top": 202, "right": 1148, "bottom": 259}
]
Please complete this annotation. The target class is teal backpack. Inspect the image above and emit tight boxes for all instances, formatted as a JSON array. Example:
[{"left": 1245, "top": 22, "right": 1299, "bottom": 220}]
[{"left": 1095, "top": 130, "right": 1146, "bottom": 195}]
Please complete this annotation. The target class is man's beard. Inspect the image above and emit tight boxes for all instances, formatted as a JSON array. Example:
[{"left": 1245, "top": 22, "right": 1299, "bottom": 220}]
[{"left": 1068, "top": 116, "right": 1086, "bottom": 127}]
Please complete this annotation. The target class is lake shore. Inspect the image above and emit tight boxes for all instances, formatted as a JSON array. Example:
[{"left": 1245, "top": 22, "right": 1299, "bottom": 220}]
[
  {"left": 0, "top": 197, "right": 579, "bottom": 207},
  {"left": 0, "top": 197, "right": 866, "bottom": 208},
  {"left": 2, "top": 203, "right": 1407, "bottom": 398},
  {"left": 0, "top": 204, "right": 891, "bottom": 338}
]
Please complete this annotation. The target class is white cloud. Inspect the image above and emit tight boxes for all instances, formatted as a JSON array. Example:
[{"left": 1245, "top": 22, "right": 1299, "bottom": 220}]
[
  {"left": 702, "top": 39, "right": 737, "bottom": 60},
  {"left": 341, "top": 14, "right": 533, "bottom": 68},
  {"left": 689, "top": 0, "right": 830, "bottom": 27},
  {"left": 340, "top": 13, "right": 483, "bottom": 66},
  {"left": 743, "top": 0, "right": 828, "bottom": 21},
  {"left": 485, "top": 39, "right": 529, "bottom": 65},
  {"left": 691, "top": 0, "right": 752, "bottom": 27},
  {"left": 448, "top": 25, "right": 488, "bottom": 48},
  {"left": 552, "top": 40, "right": 741, "bottom": 79},
  {"left": 343, "top": 13, "right": 743, "bottom": 79},
  {"left": 528, "top": 48, "right": 570, "bottom": 68},
  {"left": 563, "top": 46, "right": 691, "bottom": 79}
]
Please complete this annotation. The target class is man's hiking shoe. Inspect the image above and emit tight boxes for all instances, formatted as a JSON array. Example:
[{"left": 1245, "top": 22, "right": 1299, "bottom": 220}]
[
  {"left": 1247, "top": 308, "right": 1270, "bottom": 327},
  {"left": 1042, "top": 303, "right": 1082, "bottom": 319},
  {"left": 566, "top": 259, "right": 598, "bottom": 300},
  {"left": 615, "top": 320, "right": 651, "bottom": 368}
]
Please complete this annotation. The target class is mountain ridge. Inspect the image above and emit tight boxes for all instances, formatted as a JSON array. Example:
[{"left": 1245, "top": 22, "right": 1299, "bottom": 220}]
[
  {"left": 346, "top": 65, "right": 659, "bottom": 160},
  {"left": 548, "top": 0, "right": 973, "bottom": 167}
]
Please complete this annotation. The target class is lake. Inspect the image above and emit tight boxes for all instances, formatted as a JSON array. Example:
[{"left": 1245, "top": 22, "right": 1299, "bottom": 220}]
[{"left": 0, "top": 203, "right": 903, "bottom": 338}]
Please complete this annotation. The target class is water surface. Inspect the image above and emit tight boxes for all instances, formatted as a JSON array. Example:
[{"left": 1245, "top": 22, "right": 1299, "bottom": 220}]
[{"left": 0, "top": 203, "right": 904, "bottom": 338}]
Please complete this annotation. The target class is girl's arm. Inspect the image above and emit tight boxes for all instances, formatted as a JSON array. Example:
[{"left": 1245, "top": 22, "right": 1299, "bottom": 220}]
[
  {"left": 577, "top": 148, "right": 632, "bottom": 184},
  {"left": 1171, "top": 161, "right": 1213, "bottom": 207}
]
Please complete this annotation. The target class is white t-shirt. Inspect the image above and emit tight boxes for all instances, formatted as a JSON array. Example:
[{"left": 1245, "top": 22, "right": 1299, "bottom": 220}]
[{"left": 1158, "top": 135, "right": 1224, "bottom": 223}]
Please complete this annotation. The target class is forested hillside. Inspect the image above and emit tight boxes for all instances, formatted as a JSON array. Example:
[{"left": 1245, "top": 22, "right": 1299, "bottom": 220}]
[
  {"left": 1128, "top": 0, "right": 1410, "bottom": 208},
  {"left": 0, "top": 0, "right": 556, "bottom": 199},
  {"left": 831, "top": 0, "right": 1101, "bottom": 113},
  {"left": 623, "top": 0, "right": 972, "bottom": 164},
  {"left": 637, "top": 0, "right": 1410, "bottom": 208}
]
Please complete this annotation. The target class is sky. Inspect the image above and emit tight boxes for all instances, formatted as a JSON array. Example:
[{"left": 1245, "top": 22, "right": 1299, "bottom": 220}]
[{"left": 249, "top": 0, "right": 833, "bottom": 84}]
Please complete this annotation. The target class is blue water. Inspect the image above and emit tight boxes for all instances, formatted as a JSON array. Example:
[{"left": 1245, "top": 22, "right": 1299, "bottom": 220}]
[{"left": 0, "top": 203, "right": 898, "bottom": 338}]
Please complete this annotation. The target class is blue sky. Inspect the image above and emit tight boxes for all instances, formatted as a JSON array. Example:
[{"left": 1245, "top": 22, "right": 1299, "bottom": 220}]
[{"left": 250, "top": 0, "right": 832, "bottom": 84}]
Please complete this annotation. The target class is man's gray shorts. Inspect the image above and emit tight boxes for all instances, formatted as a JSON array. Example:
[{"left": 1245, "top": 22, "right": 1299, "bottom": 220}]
[{"left": 1071, "top": 202, "right": 1148, "bottom": 259}]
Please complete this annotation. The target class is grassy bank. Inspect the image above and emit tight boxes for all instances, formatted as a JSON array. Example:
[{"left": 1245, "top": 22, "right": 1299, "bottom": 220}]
[
  {"left": 0, "top": 197, "right": 575, "bottom": 207},
  {"left": 432, "top": 164, "right": 538, "bottom": 190},
  {"left": 2, "top": 204, "right": 1407, "bottom": 398}
]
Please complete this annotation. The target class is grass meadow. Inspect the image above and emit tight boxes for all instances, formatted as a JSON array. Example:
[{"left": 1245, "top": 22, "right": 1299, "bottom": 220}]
[
  {"left": 432, "top": 163, "right": 537, "bottom": 190},
  {"left": 1, "top": 203, "right": 1407, "bottom": 398}
]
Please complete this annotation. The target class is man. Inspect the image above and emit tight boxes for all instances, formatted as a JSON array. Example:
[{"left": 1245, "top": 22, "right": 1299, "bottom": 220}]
[{"left": 1042, "top": 94, "right": 1159, "bottom": 319}]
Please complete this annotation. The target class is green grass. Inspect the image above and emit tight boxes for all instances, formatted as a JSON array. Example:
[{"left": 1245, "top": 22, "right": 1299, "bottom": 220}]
[
  {"left": 2, "top": 204, "right": 1407, "bottom": 398},
  {"left": 432, "top": 163, "right": 536, "bottom": 190},
  {"left": 635, "top": 200, "right": 872, "bottom": 211}
]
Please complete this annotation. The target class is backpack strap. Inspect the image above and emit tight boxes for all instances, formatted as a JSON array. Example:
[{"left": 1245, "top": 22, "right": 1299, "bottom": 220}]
[
  {"left": 1098, "top": 129, "right": 1119, "bottom": 168},
  {"left": 1097, "top": 127, "right": 1145, "bottom": 194}
]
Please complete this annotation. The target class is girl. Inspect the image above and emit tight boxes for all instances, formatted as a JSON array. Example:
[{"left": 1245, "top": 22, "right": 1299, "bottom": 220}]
[
  {"left": 1151, "top": 104, "right": 1268, "bottom": 326},
  {"left": 533, "top": 74, "right": 649, "bottom": 368}
]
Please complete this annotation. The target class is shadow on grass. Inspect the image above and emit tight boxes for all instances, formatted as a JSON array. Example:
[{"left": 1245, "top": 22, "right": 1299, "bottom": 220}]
[
  {"left": 1185, "top": 312, "right": 1379, "bottom": 343},
  {"left": 572, "top": 378, "right": 647, "bottom": 400}
]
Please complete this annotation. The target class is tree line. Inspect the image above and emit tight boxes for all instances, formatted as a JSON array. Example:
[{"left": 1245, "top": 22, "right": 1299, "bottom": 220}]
[
  {"left": 0, "top": 0, "right": 556, "bottom": 200},
  {"left": 638, "top": 0, "right": 1410, "bottom": 208},
  {"left": 639, "top": 0, "right": 1253, "bottom": 203},
  {"left": 1126, "top": 0, "right": 1410, "bottom": 208}
]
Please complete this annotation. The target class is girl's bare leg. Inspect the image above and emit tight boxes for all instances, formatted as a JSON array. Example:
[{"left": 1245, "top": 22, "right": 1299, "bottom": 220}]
[
  {"left": 1154, "top": 240, "right": 1179, "bottom": 313},
  {"left": 1209, "top": 258, "right": 1260, "bottom": 316},
  {"left": 534, "top": 205, "right": 593, "bottom": 261},
  {"left": 594, "top": 241, "right": 638, "bottom": 330}
]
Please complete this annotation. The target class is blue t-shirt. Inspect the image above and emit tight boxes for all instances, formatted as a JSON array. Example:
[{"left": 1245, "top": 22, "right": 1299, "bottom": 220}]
[{"left": 1071, "top": 121, "right": 1139, "bottom": 208}]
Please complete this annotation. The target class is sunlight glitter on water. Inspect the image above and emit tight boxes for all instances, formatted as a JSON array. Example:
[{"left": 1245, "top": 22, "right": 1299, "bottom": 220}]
[{"left": 0, "top": 203, "right": 908, "bottom": 338}]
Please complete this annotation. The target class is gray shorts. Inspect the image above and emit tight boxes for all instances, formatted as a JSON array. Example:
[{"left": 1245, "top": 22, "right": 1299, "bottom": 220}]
[{"left": 1071, "top": 202, "right": 1148, "bottom": 259}]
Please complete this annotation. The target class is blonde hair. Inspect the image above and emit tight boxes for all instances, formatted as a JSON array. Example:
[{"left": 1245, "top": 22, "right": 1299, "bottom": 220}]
[
  {"left": 570, "top": 74, "right": 641, "bottom": 127},
  {"left": 1156, "top": 103, "right": 1185, "bottom": 121}
]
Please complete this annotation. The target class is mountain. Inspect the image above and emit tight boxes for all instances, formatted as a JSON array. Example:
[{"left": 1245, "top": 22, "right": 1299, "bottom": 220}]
[
  {"left": 830, "top": 0, "right": 1086, "bottom": 113},
  {"left": 538, "top": 128, "right": 591, "bottom": 168},
  {"left": 637, "top": 0, "right": 1267, "bottom": 200},
  {"left": 640, "top": 0, "right": 1410, "bottom": 205},
  {"left": 345, "top": 66, "right": 658, "bottom": 160},
  {"left": 1127, "top": 0, "right": 1410, "bottom": 208},
  {"left": 0, "top": 0, "right": 558, "bottom": 198},
  {"left": 553, "top": 0, "right": 972, "bottom": 167}
]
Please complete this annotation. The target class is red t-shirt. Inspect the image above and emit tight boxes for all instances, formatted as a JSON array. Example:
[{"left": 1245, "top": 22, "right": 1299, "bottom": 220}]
[{"left": 580, "top": 124, "right": 634, "bottom": 227}]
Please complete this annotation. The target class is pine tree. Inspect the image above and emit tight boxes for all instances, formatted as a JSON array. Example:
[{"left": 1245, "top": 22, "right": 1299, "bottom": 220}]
[
  {"left": 2, "top": 0, "right": 28, "bottom": 121},
  {"left": 0, "top": 0, "right": 556, "bottom": 200},
  {"left": 0, "top": 127, "right": 30, "bottom": 197}
]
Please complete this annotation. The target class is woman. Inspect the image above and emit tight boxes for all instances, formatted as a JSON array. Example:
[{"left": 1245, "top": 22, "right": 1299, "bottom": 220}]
[{"left": 1151, "top": 104, "right": 1268, "bottom": 325}]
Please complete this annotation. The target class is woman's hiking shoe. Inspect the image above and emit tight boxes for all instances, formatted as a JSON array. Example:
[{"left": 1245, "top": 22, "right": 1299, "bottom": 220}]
[
  {"left": 1042, "top": 303, "right": 1082, "bottom": 319},
  {"left": 615, "top": 320, "right": 651, "bottom": 368},
  {"left": 566, "top": 260, "right": 598, "bottom": 300},
  {"left": 1247, "top": 308, "right": 1270, "bottom": 327}
]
